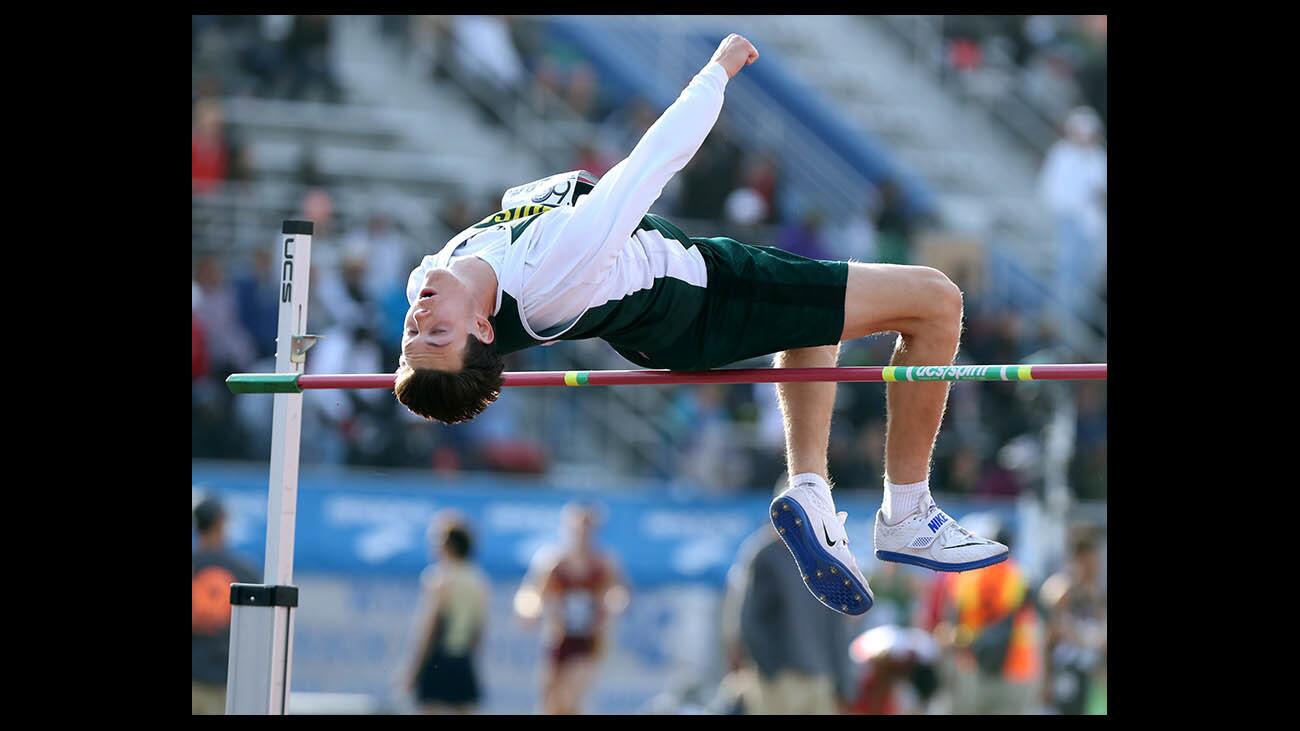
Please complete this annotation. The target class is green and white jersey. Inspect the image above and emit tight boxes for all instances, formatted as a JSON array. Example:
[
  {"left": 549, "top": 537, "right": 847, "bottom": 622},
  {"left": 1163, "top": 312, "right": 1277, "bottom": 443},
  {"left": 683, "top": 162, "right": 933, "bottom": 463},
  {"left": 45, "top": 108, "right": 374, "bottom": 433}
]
[{"left": 406, "top": 62, "right": 730, "bottom": 360}]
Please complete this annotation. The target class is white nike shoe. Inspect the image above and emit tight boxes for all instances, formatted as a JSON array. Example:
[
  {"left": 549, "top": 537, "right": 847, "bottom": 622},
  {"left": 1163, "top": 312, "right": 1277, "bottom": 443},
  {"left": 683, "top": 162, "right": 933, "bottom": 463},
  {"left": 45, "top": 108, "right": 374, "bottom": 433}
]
[
  {"left": 874, "top": 496, "right": 1009, "bottom": 571},
  {"left": 770, "top": 481, "right": 874, "bottom": 616}
]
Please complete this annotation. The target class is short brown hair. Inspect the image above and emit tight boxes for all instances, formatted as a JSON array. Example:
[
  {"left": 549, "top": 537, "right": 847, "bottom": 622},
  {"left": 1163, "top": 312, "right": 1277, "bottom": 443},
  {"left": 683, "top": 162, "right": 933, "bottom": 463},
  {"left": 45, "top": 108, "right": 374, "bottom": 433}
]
[
  {"left": 442, "top": 522, "right": 473, "bottom": 559},
  {"left": 394, "top": 335, "right": 505, "bottom": 424}
]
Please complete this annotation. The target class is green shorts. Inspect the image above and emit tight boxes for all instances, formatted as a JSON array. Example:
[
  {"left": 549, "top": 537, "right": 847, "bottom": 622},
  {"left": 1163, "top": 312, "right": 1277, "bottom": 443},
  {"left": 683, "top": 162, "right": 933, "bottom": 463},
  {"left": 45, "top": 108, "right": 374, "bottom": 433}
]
[{"left": 614, "top": 237, "right": 849, "bottom": 370}]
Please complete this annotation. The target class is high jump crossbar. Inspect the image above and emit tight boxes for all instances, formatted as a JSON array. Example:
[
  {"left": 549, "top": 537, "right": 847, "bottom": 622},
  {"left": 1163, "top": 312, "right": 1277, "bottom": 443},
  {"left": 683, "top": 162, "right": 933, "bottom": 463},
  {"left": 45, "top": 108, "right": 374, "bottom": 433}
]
[
  {"left": 227, "top": 363, "right": 1107, "bottom": 394},
  {"left": 221, "top": 220, "right": 1106, "bottom": 715}
]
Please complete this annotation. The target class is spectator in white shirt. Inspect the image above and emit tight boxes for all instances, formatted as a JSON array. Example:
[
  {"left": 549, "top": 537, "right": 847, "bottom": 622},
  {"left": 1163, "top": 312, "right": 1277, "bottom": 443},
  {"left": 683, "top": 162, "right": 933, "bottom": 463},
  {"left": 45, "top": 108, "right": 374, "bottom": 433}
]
[
  {"left": 1037, "top": 106, "right": 1106, "bottom": 324},
  {"left": 452, "top": 16, "right": 526, "bottom": 92}
]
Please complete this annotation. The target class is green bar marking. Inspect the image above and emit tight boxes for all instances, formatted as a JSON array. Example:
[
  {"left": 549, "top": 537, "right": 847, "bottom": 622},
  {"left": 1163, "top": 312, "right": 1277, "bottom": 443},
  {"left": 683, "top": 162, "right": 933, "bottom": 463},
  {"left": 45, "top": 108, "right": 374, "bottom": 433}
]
[{"left": 226, "top": 373, "right": 302, "bottom": 394}]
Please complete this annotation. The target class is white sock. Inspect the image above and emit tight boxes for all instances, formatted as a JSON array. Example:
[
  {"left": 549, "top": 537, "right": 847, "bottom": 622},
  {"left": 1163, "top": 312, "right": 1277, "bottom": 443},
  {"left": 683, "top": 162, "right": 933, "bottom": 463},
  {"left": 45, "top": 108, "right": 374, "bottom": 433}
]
[
  {"left": 882, "top": 478, "right": 929, "bottom": 524},
  {"left": 789, "top": 472, "right": 832, "bottom": 500}
]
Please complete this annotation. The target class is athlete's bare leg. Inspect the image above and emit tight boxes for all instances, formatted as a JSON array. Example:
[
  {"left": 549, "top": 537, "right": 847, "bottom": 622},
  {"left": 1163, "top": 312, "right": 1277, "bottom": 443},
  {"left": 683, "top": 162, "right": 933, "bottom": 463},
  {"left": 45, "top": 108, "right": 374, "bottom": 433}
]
[
  {"left": 776, "top": 264, "right": 961, "bottom": 486},
  {"left": 774, "top": 345, "right": 840, "bottom": 481},
  {"left": 839, "top": 263, "right": 963, "bottom": 483},
  {"left": 773, "top": 263, "right": 1003, "bottom": 606},
  {"left": 543, "top": 657, "right": 598, "bottom": 714}
]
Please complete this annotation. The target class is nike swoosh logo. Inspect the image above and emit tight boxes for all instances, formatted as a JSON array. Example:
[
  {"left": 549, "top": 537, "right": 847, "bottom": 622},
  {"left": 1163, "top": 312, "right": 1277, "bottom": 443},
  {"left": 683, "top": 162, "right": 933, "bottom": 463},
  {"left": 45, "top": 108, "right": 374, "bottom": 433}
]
[
  {"left": 822, "top": 522, "right": 838, "bottom": 548},
  {"left": 942, "top": 542, "right": 988, "bottom": 550}
]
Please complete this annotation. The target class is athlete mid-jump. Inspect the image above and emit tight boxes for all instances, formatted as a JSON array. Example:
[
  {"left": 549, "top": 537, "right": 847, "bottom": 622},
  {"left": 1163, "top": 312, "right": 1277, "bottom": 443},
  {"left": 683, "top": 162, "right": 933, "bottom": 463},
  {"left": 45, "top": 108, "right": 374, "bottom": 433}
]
[{"left": 394, "top": 34, "right": 1007, "bottom": 616}]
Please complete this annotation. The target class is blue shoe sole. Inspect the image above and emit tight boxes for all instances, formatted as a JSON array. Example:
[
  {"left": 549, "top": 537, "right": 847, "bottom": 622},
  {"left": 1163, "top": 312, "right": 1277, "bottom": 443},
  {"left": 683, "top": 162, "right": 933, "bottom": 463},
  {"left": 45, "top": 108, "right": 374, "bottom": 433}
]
[
  {"left": 770, "top": 496, "right": 873, "bottom": 616},
  {"left": 874, "top": 549, "right": 1009, "bottom": 572}
]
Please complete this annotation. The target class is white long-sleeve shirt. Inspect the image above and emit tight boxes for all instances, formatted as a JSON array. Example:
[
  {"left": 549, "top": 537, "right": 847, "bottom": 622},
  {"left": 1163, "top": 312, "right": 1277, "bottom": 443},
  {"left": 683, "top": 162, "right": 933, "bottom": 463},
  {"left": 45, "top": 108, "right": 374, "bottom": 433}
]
[
  {"left": 1037, "top": 139, "right": 1107, "bottom": 240},
  {"left": 407, "top": 61, "right": 730, "bottom": 357}
]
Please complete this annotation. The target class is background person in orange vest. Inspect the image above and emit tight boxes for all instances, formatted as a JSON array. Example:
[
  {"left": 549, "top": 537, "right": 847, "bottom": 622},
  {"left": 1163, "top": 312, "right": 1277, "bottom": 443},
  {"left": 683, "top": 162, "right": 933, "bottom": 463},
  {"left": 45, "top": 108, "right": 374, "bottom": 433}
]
[
  {"left": 513, "top": 503, "right": 630, "bottom": 714},
  {"left": 930, "top": 524, "right": 1044, "bottom": 714},
  {"left": 192, "top": 494, "right": 258, "bottom": 715}
]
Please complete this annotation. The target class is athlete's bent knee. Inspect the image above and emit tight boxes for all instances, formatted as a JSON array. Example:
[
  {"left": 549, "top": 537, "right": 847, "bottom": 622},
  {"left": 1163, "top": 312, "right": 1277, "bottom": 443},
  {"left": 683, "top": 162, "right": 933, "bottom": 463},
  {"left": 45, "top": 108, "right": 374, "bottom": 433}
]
[{"left": 915, "top": 267, "right": 963, "bottom": 323}]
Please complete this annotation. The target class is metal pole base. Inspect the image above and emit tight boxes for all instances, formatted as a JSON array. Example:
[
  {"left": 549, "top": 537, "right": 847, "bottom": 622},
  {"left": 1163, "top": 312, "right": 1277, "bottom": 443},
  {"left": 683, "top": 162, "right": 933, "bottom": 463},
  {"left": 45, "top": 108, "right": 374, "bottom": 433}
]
[{"left": 225, "top": 584, "right": 299, "bottom": 715}]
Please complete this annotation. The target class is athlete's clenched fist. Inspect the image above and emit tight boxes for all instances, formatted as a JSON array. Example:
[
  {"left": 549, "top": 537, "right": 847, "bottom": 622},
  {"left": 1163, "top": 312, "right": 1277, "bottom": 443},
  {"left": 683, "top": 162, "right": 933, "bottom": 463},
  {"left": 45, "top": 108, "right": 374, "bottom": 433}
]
[{"left": 710, "top": 33, "right": 760, "bottom": 78}]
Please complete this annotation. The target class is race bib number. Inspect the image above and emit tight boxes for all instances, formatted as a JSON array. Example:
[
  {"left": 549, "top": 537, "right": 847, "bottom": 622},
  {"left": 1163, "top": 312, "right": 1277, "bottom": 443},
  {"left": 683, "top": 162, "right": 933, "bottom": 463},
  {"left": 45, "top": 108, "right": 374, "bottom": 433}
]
[
  {"left": 501, "top": 170, "right": 598, "bottom": 210},
  {"left": 562, "top": 591, "right": 597, "bottom": 635}
]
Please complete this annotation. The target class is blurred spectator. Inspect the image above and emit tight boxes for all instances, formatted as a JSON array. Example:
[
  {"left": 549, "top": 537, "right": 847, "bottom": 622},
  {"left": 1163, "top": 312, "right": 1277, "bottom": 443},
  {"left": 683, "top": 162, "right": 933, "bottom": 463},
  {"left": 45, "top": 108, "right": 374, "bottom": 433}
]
[
  {"left": 1021, "top": 47, "right": 1079, "bottom": 123},
  {"left": 378, "top": 14, "right": 410, "bottom": 46},
  {"left": 715, "top": 524, "right": 772, "bottom": 715},
  {"left": 314, "top": 243, "right": 377, "bottom": 334},
  {"left": 676, "top": 127, "right": 743, "bottom": 222},
  {"left": 933, "top": 15, "right": 1106, "bottom": 138},
  {"left": 193, "top": 255, "right": 257, "bottom": 375},
  {"left": 513, "top": 503, "right": 630, "bottom": 714},
  {"left": 1038, "top": 107, "right": 1106, "bottom": 324},
  {"left": 1038, "top": 530, "right": 1106, "bottom": 715},
  {"left": 600, "top": 96, "right": 658, "bottom": 158},
  {"left": 722, "top": 151, "right": 781, "bottom": 242},
  {"left": 939, "top": 444, "right": 1024, "bottom": 500},
  {"left": 1071, "top": 16, "right": 1107, "bottom": 126},
  {"left": 564, "top": 63, "right": 606, "bottom": 122},
  {"left": 448, "top": 15, "right": 526, "bottom": 125},
  {"left": 859, "top": 561, "right": 924, "bottom": 631},
  {"left": 873, "top": 180, "right": 913, "bottom": 264},
  {"left": 1070, "top": 382, "right": 1107, "bottom": 501},
  {"left": 741, "top": 154, "right": 781, "bottom": 225},
  {"left": 296, "top": 209, "right": 384, "bottom": 468},
  {"left": 831, "top": 417, "right": 886, "bottom": 491},
  {"left": 301, "top": 187, "right": 337, "bottom": 240},
  {"left": 528, "top": 30, "right": 611, "bottom": 123},
  {"left": 938, "top": 378, "right": 991, "bottom": 459},
  {"left": 296, "top": 142, "right": 325, "bottom": 187},
  {"left": 285, "top": 15, "right": 342, "bottom": 102},
  {"left": 192, "top": 297, "right": 209, "bottom": 383},
  {"left": 947, "top": 37, "right": 983, "bottom": 75},
  {"left": 232, "top": 249, "right": 280, "bottom": 361},
  {"left": 192, "top": 495, "right": 259, "bottom": 715},
  {"left": 452, "top": 15, "right": 526, "bottom": 91},
  {"left": 401, "top": 15, "right": 443, "bottom": 77},
  {"left": 572, "top": 140, "right": 614, "bottom": 178},
  {"left": 777, "top": 209, "right": 830, "bottom": 261},
  {"left": 941, "top": 445, "right": 984, "bottom": 494},
  {"left": 343, "top": 213, "right": 412, "bottom": 303},
  {"left": 239, "top": 15, "right": 293, "bottom": 97},
  {"left": 437, "top": 195, "right": 478, "bottom": 238},
  {"left": 193, "top": 258, "right": 253, "bottom": 459},
  {"left": 971, "top": 449, "right": 1025, "bottom": 500},
  {"left": 458, "top": 389, "right": 549, "bottom": 475},
  {"left": 191, "top": 84, "right": 251, "bottom": 189},
  {"left": 931, "top": 527, "right": 1044, "bottom": 714},
  {"left": 723, "top": 185, "right": 767, "bottom": 229},
  {"left": 830, "top": 192, "right": 879, "bottom": 263},
  {"left": 192, "top": 98, "right": 229, "bottom": 194},
  {"left": 738, "top": 485, "right": 857, "bottom": 714},
  {"left": 845, "top": 625, "right": 941, "bottom": 714},
  {"left": 672, "top": 385, "right": 751, "bottom": 492},
  {"left": 402, "top": 512, "right": 490, "bottom": 714},
  {"left": 302, "top": 320, "right": 389, "bottom": 466}
]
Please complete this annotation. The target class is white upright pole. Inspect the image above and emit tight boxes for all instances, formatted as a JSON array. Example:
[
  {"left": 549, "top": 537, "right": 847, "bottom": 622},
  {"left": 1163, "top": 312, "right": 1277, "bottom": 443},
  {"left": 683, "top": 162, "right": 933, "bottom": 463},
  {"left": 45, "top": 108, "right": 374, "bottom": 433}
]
[{"left": 226, "top": 220, "right": 314, "bottom": 715}]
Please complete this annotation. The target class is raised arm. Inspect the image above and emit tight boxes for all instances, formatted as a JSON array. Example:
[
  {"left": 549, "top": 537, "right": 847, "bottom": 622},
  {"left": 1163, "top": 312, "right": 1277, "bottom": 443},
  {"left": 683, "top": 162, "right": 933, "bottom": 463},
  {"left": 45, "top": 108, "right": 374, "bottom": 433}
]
[{"left": 534, "top": 35, "right": 759, "bottom": 279}]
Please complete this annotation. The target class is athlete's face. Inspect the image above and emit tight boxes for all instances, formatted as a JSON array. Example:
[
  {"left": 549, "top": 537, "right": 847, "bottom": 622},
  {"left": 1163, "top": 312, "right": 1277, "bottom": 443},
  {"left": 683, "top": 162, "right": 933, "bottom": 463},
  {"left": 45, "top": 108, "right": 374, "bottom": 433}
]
[{"left": 401, "top": 267, "right": 489, "bottom": 371}]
